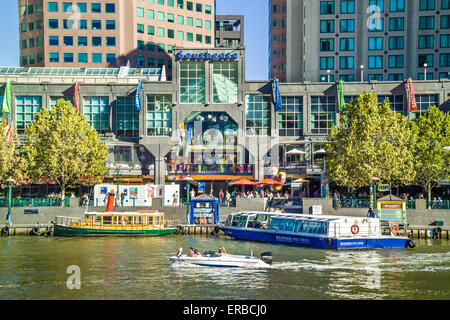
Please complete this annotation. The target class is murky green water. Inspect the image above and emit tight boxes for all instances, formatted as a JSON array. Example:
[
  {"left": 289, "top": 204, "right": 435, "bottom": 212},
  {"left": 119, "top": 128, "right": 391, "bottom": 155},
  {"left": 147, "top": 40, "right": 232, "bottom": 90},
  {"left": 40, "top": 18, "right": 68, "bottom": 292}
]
[{"left": 1, "top": 235, "right": 449, "bottom": 300}]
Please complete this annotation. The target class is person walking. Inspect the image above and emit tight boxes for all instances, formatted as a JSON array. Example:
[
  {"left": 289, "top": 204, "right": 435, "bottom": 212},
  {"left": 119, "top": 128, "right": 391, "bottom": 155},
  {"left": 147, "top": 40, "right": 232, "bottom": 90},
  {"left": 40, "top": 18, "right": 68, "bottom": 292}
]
[
  {"left": 226, "top": 191, "right": 231, "bottom": 207},
  {"left": 120, "top": 191, "right": 126, "bottom": 206},
  {"left": 367, "top": 207, "right": 375, "bottom": 218},
  {"left": 219, "top": 189, "right": 224, "bottom": 204}
]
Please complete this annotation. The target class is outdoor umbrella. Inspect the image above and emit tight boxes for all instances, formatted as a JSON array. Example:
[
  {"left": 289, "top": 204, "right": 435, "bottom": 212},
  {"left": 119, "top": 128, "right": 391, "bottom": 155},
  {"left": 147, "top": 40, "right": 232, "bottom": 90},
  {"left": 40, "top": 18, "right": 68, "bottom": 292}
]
[
  {"left": 293, "top": 178, "right": 309, "bottom": 183},
  {"left": 254, "top": 178, "right": 282, "bottom": 185},
  {"left": 228, "top": 179, "right": 255, "bottom": 185},
  {"left": 286, "top": 148, "right": 307, "bottom": 155}
]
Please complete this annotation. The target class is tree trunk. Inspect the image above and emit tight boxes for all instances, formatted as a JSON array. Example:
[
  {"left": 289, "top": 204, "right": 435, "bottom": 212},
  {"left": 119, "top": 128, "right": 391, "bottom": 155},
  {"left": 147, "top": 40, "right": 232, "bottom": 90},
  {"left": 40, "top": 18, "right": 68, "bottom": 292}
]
[
  {"left": 61, "top": 186, "right": 65, "bottom": 207},
  {"left": 427, "top": 182, "right": 432, "bottom": 209}
]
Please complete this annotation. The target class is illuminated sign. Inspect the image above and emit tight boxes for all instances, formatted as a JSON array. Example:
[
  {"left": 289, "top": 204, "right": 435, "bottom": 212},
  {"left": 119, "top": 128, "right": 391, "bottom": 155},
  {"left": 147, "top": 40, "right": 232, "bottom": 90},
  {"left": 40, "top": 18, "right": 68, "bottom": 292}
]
[{"left": 175, "top": 50, "right": 238, "bottom": 61}]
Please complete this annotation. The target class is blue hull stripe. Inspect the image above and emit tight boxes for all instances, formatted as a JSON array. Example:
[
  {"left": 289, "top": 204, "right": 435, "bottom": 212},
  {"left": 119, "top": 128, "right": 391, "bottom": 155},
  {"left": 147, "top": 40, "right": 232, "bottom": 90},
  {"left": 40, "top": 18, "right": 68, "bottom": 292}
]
[{"left": 220, "top": 227, "right": 410, "bottom": 249}]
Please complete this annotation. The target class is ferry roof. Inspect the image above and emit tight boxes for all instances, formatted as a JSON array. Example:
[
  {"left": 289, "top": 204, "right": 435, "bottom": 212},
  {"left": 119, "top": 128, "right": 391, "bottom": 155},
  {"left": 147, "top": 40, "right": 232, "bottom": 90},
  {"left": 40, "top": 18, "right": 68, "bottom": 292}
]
[
  {"left": 85, "top": 211, "right": 164, "bottom": 216},
  {"left": 229, "top": 211, "right": 375, "bottom": 222}
]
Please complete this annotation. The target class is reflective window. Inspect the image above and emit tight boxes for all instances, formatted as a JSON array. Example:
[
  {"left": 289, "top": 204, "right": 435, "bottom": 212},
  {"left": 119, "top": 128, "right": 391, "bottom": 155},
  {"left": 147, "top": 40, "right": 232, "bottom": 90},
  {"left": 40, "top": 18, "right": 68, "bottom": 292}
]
[
  {"left": 116, "top": 97, "right": 139, "bottom": 137},
  {"left": 246, "top": 95, "right": 271, "bottom": 136},
  {"left": 147, "top": 95, "right": 172, "bottom": 136},
  {"left": 212, "top": 62, "right": 238, "bottom": 104},
  {"left": 179, "top": 62, "right": 205, "bottom": 103}
]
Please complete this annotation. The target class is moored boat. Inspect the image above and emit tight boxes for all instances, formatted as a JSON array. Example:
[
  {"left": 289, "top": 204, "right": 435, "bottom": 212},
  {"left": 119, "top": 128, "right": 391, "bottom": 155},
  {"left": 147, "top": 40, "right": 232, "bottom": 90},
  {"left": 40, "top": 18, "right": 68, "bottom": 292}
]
[
  {"left": 169, "top": 251, "right": 273, "bottom": 268},
  {"left": 219, "top": 211, "right": 416, "bottom": 250},
  {"left": 53, "top": 192, "right": 178, "bottom": 237}
]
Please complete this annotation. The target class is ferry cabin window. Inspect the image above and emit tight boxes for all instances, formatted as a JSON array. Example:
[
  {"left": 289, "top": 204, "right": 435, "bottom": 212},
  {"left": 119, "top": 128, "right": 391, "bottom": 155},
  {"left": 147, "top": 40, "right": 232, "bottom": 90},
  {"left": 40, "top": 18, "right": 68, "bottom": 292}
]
[
  {"left": 103, "top": 216, "right": 112, "bottom": 225},
  {"left": 231, "top": 214, "right": 241, "bottom": 226},
  {"left": 225, "top": 215, "right": 233, "bottom": 226},
  {"left": 269, "top": 217, "right": 295, "bottom": 232},
  {"left": 147, "top": 216, "right": 153, "bottom": 225},
  {"left": 237, "top": 215, "right": 248, "bottom": 227},
  {"left": 154, "top": 216, "right": 160, "bottom": 225},
  {"left": 298, "top": 221, "right": 328, "bottom": 235},
  {"left": 112, "top": 216, "right": 119, "bottom": 225},
  {"left": 246, "top": 215, "right": 256, "bottom": 227},
  {"left": 94, "top": 216, "right": 101, "bottom": 225},
  {"left": 134, "top": 216, "right": 143, "bottom": 225},
  {"left": 123, "top": 216, "right": 131, "bottom": 225}
]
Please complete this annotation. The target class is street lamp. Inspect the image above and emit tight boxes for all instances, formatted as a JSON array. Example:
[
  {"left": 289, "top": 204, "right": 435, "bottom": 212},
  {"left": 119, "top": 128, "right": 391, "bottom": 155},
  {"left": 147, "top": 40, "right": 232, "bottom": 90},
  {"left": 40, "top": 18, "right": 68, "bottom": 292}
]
[
  {"left": 314, "top": 149, "right": 327, "bottom": 198},
  {"left": 108, "top": 163, "right": 130, "bottom": 206},
  {"left": 423, "top": 63, "right": 428, "bottom": 80},
  {"left": 5, "top": 177, "right": 15, "bottom": 225},
  {"left": 327, "top": 69, "right": 331, "bottom": 82},
  {"left": 360, "top": 65, "right": 364, "bottom": 81},
  {"left": 370, "top": 176, "right": 380, "bottom": 212}
]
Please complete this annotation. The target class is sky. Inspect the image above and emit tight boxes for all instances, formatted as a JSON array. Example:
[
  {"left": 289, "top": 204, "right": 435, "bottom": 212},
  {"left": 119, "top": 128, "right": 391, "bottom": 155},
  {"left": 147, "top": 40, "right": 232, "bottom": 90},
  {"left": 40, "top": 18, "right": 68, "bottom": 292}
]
[{"left": 0, "top": 0, "right": 269, "bottom": 81}]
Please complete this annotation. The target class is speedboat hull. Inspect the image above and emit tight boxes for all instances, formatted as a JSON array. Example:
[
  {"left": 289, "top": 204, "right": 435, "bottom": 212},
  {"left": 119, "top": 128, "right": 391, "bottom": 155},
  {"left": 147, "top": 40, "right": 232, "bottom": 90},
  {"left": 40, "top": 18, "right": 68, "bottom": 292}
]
[{"left": 169, "top": 254, "right": 271, "bottom": 268}]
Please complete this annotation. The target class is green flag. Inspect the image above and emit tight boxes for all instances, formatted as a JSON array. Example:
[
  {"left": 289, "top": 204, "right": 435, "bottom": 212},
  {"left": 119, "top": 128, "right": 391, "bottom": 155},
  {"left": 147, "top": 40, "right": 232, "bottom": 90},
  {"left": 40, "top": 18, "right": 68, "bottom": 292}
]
[
  {"left": 338, "top": 79, "right": 346, "bottom": 112},
  {"left": 2, "top": 80, "right": 11, "bottom": 113}
]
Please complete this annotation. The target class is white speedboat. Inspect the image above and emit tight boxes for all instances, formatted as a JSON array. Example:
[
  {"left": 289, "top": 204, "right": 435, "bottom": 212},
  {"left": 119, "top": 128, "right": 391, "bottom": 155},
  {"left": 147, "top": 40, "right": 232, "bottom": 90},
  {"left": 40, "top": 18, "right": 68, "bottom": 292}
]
[{"left": 169, "top": 251, "right": 273, "bottom": 268}]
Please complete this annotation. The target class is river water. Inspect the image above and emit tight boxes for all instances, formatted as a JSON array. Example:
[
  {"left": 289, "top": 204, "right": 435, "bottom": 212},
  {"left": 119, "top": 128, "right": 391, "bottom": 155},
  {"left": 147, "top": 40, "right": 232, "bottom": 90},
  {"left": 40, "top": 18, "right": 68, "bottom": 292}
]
[{"left": 1, "top": 235, "right": 449, "bottom": 300}]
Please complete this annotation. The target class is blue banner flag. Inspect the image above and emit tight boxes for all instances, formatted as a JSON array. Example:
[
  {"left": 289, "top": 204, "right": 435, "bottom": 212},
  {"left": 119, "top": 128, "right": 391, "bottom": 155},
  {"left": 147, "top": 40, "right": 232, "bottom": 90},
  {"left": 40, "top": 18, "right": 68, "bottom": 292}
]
[
  {"left": 135, "top": 79, "right": 143, "bottom": 112},
  {"left": 274, "top": 79, "right": 283, "bottom": 112}
]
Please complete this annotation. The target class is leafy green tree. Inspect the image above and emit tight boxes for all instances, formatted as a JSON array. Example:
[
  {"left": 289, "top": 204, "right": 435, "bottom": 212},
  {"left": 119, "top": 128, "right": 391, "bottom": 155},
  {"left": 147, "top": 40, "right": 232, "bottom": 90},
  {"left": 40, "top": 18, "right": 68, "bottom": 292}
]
[
  {"left": 325, "top": 92, "right": 416, "bottom": 188},
  {"left": 22, "top": 99, "right": 109, "bottom": 201},
  {"left": 0, "top": 119, "right": 25, "bottom": 188},
  {"left": 410, "top": 106, "right": 450, "bottom": 206}
]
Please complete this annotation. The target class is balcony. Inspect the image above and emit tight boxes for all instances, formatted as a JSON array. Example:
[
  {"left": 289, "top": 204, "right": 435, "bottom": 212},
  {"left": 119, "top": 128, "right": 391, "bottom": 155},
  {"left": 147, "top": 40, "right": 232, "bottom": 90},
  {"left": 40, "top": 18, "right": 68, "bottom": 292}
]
[{"left": 167, "top": 164, "right": 254, "bottom": 176}]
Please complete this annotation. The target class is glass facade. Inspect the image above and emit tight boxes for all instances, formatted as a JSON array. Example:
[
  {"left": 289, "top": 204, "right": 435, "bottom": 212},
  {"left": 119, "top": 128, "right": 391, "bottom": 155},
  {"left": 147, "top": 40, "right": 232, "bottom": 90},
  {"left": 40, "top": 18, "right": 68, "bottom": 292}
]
[
  {"left": 147, "top": 95, "right": 172, "bottom": 136},
  {"left": 179, "top": 62, "right": 205, "bottom": 103},
  {"left": 83, "top": 96, "right": 110, "bottom": 133},
  {"left": 15, "top": 96, "right": 42, "bottom": 134},
  {"left": 246, "top": 95, "right": 271, "bottom": 136},
  {"left": 212, "top": 62, "right": 238, "bottom": 104},
  {"left": 310, "top": 96, "right": 336, "bottom": 134},
  {"left": 278, "top": 97, "right": 303, "bottom": 137},
  {"left": 116, "top": 97, "right": 139, "bottom": 138}
]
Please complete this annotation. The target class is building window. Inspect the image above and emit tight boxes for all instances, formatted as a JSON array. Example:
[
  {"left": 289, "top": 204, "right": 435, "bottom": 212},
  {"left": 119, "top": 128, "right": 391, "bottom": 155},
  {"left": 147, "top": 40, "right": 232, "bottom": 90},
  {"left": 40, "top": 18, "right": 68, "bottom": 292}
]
[
  {"left": 78, "top": 20, "right": 87, "bottom": 29},
  {"left": 340, "top": 19, "right": 355, "bottom": 32},
  {"left": 278, "top": 97, "right": 303, "bottom": 137},
  {"left": 320, "top": 20, "right": 334, "bottom": 33},
  {"left": 411, "top": 94, "right": 438, "bottom": 118},
  {"left": 246, "top": 95, "right": 271, "bottom": 136},
  {"left": 196, "top": 18, "right": 202, "bottom": 28},
  {"left": 137, "top": 40, "right": 145, "bottom": 50},
  {"left": 339, "top": 56, "right": 354, "bottom": 69},
  {"left": 368, "top": 74, "right": 383, "bottom": 81},
  {"left": 177, "top": 30, "right": 184, "bottom": 40},
  {"left": 368, "top": 37, "right": 383, "bottom": 50},
  {"left": 388, "top": 73, "right": 403, "bottom": 81},
  {"left": 212, "top": 62, "right": 238, "bottom": 104},
  {"left": 440, "top": 53, "right": 450, "bottom": 66},
  {"left": 15, "top": 96, "right": 42, "bottom": 134},
  {"left": 368, "top": 18, "right": 384, "bottom": 31},
  {"left": 147, "top": 9, "right": 155, "bottom": 19},
  {"left": 157, "top": 11, "right": 165, "bottom": 21},
  {"left": 63, "top": 2, "right": 73, "bottom": 12},
  {"left": 157, "top": 27, "right": 165, "bottom": 37},
  {"left": 105, "top": 20, "right": 115, "bottom": 30},
  {"left": 91, "top": 3, "right": 101, "bottom": 13},
  {"left": 443, "top": 0, "right": 450, "bottom": 9},
  {"left": 49, "top": 53, "right": 59, "bottom": 63},
  {"left": 440, "top": 34, "right": 450, "bottom": 48},
  {"left": 177, "top": 15, "right": 184, "bottom": 25},
  {"left": 196, "top": 3, "right": 202, "bottom": 12},
  {"left": 320, "top": 57, "right": 334, "bottom": 70},
  {"left": 63, "top": 36, "right": 73, "bottom": 46},
  {"left": 147, "top": 95, "right": 172, "bottom": 136},
  {"left": 116, "top": 97, "right": 139, "bottom": 138},
  {"left": 340, "top": 74, "right": 355, "bottom": 81},
  {"left": 92, "top": 37, "right": 102, "bottom": 46},
  {"left": 389, "top": 36, "right": 404, "bottom": 49},
  {"left": 368, "top": 55, "right": 383, "bottom": 68},
  {"left": 419, "top": 16, "right": 435, "bottom": 29},
  {"left": 377, "top": 95, "right": 404, "bottom": 113},
  {"left": 177, "top": 0, "right": 184, "bottom": 9},
  {"left": 187, "top": 17, "right": 193, "bottom": 26},
  {"left": 419, "top": 54, "right": 434, "bottom": 67},
  {"left": 340, "top": 0, "right": 355, "bottom": 13},
  {"left": 21, "top": 56, "right": 27, "bottom": 66},
  {"left": 389, "top": 17, "right": 404, "bottom": 30},
  {"left": 320, "top": 39, "right": 334, "bottom": 51},
  {"left": 168, "top": 0, "right": 175, "bottom": 7},
  {"left": 420, "top": 0, "right": 435, "bottom": 10},
  {"left": 168, "top": 29, "right": 174, "bottom": 38},
  {"left": 78, "top": 53, "right": 88, "bottom": 63},
  {"left": 369, "top": 0, "right": 384, "bottom": 12},
  {"left": 48, "top": 2, "right": 58, "bottom": 12},
  {"left": 310, "top": 96, "right": 336, "bottom": 134},
  {"left": 179, "top": 62, "right": 205, "bottom": 103},
  {"left": 83, "top": 97, "right": 110, "bottom": 133},
  {"left": 205, "top": 5, "right": 212, "bottom": 14},
  {"left": 388, "top": 55, "right": 404, "bottom": 68},
  {"left": 137, "top": 23, "right": 144, "bottom": 33},
  {"left": 168, "top": 13, "right": 174, "bottom": 23},
  {"left": 187, "top": 1, "right": 193, "bottom": 10},
  {"left": 441, "top": 15, "right": 450, "bottom": 28},
  {"left": 78, "top": 36, "right": 88, "bottom": 46},
  {"left": 419, "top": 35, "right": 435, "bottom": 48},
  {"left": 105, "top": 3, "right": 115, "bottom": 13},
  {"left": 147, "top": 42, "right": 155, "bottom": 51},
  {"left": 148, "top": 26, "right": 155, "bottom": 35},
  {"left": 92, "top": 53, "right": 102, "bottom": 63},
  {"left": 320, "top": 1, "right": 335, "bottom": 14},
  {"left": 390, "top": 0, "right": 405, "bottom": 11},
  {"left": 48, "top": 19, "right": 58, "bottom": 29},
  {"left": 49, "top": 36, "right": 59, "bottom": 46}
]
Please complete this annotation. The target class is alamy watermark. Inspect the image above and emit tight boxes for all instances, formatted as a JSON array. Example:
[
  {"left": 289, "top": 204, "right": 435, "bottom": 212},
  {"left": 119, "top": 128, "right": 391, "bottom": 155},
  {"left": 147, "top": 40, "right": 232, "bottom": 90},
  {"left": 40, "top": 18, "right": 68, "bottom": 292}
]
[{"left": 66, "top": 265, "right": 81, "bottom": 290}]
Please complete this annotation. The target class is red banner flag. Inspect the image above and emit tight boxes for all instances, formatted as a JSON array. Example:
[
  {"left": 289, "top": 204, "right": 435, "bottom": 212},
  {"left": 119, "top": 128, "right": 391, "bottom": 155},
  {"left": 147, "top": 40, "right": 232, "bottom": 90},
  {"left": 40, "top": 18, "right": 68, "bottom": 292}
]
[
  {"left": 408, "top": 78, "right": 418, "bottom": 112},
  {"left": 74, "top": 82, "right": 79, "bottom": 112},
  {"left": 4, "top": 123, "right": 12, "bottom": 143}
]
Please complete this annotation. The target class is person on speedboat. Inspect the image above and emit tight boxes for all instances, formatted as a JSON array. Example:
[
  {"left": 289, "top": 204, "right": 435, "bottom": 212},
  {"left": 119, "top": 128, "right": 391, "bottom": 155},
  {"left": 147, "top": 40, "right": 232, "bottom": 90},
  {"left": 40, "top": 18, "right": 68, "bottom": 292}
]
[
  {"left": 188, "top": 247, "right": 194, "bottom": 257},
  {"left": 177, "top": 248, "right": 183, "bottom": 257},
  {"left": 193, "top": 249, "right": 201, "bottom": 257},
  {"left": 217, "top": 247, "right": 227, "bottom": 256}
]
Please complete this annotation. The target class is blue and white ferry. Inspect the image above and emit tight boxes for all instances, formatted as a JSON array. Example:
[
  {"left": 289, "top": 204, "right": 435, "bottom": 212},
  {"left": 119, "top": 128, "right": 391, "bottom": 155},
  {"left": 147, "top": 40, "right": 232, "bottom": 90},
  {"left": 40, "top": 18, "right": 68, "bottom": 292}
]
[{"left": 219, "top": 212, "right": 416, "bottom": 250}]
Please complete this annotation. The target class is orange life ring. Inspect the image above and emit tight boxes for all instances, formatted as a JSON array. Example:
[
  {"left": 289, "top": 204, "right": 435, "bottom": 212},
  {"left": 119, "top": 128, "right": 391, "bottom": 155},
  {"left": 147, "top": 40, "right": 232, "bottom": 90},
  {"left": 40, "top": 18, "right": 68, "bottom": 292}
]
[
  {"left": 390, "top": 224, "right": 399, "bottom": 234},
  {"left": 351, "top": 224, "right": 359, "bottom": 234}
]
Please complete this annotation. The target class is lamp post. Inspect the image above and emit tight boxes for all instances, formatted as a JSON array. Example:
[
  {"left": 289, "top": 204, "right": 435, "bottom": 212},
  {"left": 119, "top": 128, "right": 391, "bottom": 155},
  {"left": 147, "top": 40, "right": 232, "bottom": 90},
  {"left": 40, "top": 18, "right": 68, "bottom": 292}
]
[
  {"left": 423, "top": 63, "right": 428, "bottom": 80},
  {"left": 108, "top": 163, "right": 130, "bottom": 206},
  {"left": 360, "top": 65, "right": 364, "bottom": 81},
  {"left": 6, "top": 177, "right": 15, "bottom": 225},
  {"left": 327, "top": 69, "right": 331, "bottom": 82},
  {"left": 370, "top": 176, "right": 380, "bottom": 214}
]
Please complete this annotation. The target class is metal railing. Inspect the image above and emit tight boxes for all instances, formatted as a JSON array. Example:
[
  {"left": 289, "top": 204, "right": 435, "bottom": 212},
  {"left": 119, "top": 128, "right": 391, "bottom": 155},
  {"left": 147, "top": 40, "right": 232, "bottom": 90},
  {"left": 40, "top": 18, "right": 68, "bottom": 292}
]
[
  {"left": 0, "top": 198, "right": 70, "bottom": 208},
  {"left": 333, "top": 198, "right": 371, "bottom": 209},
  {"left": 406, "top": 200, "right": 415, "bottom": 209},
  {"left": 427, "top": 200, "right": 450, "bottom": 210}
]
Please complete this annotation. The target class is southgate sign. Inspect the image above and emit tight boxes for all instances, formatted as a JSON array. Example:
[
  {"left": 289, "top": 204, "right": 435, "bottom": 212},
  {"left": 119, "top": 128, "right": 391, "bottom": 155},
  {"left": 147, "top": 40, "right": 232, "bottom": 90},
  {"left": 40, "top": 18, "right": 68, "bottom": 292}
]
[{"left": 175, "top": 50, "right": 238, "bottom": 61}]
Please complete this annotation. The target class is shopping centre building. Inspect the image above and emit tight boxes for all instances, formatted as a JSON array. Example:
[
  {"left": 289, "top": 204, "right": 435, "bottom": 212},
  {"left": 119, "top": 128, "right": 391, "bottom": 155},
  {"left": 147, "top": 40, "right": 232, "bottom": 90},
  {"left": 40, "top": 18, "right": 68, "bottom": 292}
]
[{"left": 1, "top": 45, "right": 450, "bottom": 198}]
